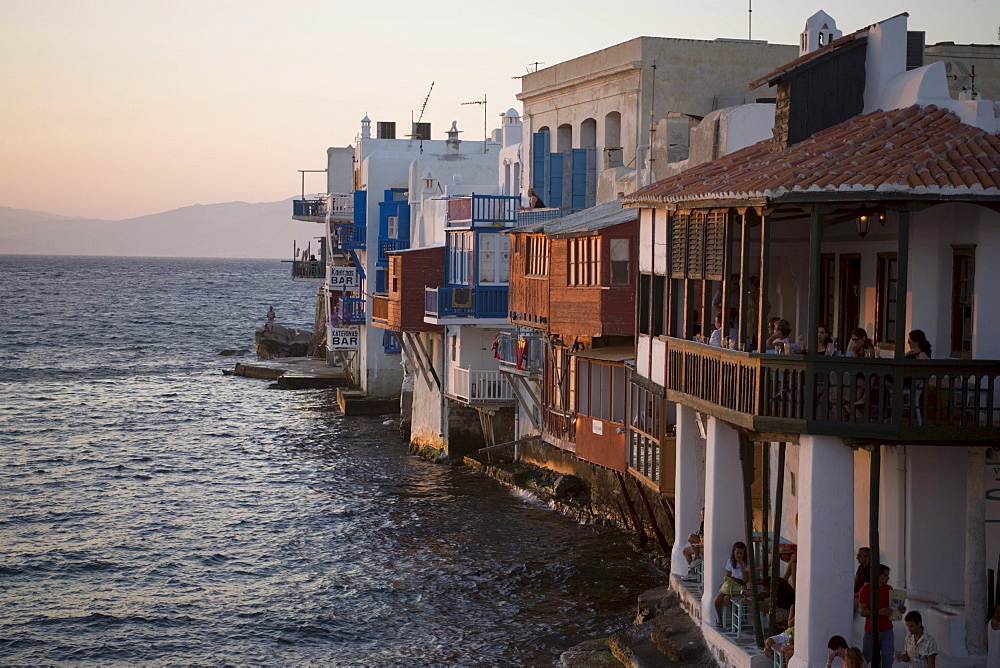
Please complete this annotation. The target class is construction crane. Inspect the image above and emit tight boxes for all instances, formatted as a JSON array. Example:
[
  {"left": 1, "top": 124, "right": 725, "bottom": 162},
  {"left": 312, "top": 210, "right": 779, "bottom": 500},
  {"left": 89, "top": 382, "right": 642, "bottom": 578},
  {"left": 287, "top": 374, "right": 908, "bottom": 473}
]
[{"left": 462, "top": 94, "right": 487, "bottom": 152}]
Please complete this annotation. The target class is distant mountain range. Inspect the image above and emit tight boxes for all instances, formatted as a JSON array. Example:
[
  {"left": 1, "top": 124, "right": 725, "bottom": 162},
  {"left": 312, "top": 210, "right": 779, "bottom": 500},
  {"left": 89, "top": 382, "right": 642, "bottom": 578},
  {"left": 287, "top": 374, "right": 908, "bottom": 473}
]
[{"left": 0, "top": 199, "right": 324, "bottom": 259}]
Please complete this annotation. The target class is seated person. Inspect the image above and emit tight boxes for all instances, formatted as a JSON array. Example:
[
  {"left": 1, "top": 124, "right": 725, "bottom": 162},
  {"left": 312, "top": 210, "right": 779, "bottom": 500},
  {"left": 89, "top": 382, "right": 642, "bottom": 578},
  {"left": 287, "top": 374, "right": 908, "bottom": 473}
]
[
  {"left": 828, "top": 635, "right": 866, "bottom": 667},
  {"left": 816, "top": 324, "right": 839, "bottom": 356},
  {"left": 708, "top": 313, "right": 738, "bottom": 347},
  {"left": 714, "top": 541, "right": 750, "bottom": 627},
  {"left": 765, "top": 626, "right": 795, "bottom": 663},
  {"left": 846, "top": 327, "right": 875, "bottom": 358},
  {"left": 681, "top": 507, "right": 704, "bottom": 573},
  {"left": 769, "top": 319, "right": 801, "bottom": 353},
  {"left": 750, "top": 576, "right": 795, "bottom": 627},
  {"left": 905, "top": 330, "right": 932, "bottom": 359},
  {"left": 765, "top": 316, "right": 783, "bottom": 351}
]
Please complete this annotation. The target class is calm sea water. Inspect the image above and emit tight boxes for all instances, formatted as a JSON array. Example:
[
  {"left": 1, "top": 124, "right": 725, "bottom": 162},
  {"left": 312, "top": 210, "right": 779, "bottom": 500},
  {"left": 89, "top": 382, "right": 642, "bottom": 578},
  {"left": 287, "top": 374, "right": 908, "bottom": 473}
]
[{"left": 0, "top": 255, "right": 663, "bottom": 665}]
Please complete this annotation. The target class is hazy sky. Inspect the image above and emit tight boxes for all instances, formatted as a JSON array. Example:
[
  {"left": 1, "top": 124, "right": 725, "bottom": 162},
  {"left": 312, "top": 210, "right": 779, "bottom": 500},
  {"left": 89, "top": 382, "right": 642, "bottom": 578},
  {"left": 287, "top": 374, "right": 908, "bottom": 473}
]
[{"left": 1, "top": 0, "right": 996, "bottom": 220}]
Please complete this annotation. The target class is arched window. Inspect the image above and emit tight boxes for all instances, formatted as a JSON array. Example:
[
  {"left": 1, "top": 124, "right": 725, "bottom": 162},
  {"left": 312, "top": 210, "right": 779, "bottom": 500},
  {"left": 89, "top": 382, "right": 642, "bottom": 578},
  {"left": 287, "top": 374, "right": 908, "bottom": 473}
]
[
  {"left": 604, "top": 111, "right": 621, "bottom": 148},
  {"left": 536, "top": 126, "right": 551, "bottom": 153},
  {"left": 580, "top": 118, "right": 597, "bottom": 149},
  {"left": 557, "top": 124, "right": 573, "bottom": 153}
]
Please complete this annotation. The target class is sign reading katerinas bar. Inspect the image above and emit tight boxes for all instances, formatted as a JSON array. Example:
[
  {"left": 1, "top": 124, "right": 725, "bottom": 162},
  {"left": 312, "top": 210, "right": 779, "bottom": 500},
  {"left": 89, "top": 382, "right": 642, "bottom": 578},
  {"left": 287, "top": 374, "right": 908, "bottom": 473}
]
[
  {"left": 328, "top": 267, "right": 359, "bottom": 290},
  {"left": 329, "top": 327, "right": 360, "bottom": 350}
]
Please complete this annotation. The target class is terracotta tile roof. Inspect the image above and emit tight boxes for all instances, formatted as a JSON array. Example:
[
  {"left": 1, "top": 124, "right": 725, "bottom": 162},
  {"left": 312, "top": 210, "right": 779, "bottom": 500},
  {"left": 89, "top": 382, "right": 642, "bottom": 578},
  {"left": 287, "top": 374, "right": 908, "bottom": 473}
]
[{"left": 623, "top": 105, "right": 1000, "bottom": 208}]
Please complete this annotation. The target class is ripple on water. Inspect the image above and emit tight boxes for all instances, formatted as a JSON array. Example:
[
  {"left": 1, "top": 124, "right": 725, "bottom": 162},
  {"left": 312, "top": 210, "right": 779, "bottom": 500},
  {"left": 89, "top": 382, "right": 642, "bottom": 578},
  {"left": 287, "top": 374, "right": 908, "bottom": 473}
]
[{"left": 0, "top": 256, "right": 665, "bottom": 665}]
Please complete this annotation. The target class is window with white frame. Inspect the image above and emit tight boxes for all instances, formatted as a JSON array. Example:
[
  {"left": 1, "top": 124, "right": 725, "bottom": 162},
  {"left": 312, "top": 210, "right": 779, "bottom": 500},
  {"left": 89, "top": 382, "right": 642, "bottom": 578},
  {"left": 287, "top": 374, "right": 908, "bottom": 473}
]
[{"left": 568, "top": 236, "right": 601, "bottom": 286}]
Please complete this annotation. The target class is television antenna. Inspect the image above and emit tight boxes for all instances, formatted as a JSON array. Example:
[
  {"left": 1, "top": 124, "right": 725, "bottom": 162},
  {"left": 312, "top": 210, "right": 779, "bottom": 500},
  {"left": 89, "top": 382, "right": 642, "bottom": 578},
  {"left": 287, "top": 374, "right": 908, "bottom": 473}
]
[
  {"left": 462, "top": 94, "right": 488, "bottom": 152},
  {"left": 512, "top": 61, "right": 546, "bottom": 79},
  {"left": 408, "top": 82, "right": 434, "bottom": 151},
  {"left": 947, "top": 62, "right": 977, "bottom": 97}
]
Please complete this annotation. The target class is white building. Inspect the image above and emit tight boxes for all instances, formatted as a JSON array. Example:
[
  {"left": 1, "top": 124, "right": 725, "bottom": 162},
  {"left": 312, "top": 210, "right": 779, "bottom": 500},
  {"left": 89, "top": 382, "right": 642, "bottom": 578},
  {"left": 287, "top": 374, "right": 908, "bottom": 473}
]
[{"left": 625, "top": 11, "right": 1000, "bottom": 667}]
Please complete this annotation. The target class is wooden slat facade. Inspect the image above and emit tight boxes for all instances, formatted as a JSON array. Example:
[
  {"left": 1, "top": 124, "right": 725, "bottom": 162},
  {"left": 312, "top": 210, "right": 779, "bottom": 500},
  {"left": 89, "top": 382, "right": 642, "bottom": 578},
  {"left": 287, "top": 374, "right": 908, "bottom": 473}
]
[{"left": 372, "top": 247, "right": 444, "bottom": 333}]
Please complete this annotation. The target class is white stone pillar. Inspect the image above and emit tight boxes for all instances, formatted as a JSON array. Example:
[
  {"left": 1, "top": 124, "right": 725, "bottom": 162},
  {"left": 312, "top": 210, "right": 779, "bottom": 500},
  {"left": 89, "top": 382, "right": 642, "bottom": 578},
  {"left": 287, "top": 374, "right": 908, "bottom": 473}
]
[
  {"left": 702, "top": 416, "right": 744, "bottom": 624},
  {"left": 789, "top": 435, "right": 855, "bottom": 668},
  {"left": 966, "top": 447, "right": 987, "bottom": 655},
  {"left": 671, "top": 405, "right": 705, "bottom": 575}
]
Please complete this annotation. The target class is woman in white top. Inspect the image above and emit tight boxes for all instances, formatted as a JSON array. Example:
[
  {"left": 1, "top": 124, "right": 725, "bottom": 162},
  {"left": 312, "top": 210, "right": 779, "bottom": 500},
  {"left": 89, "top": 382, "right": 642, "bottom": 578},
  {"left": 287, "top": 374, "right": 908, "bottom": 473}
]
[{"left": 714, "top": 541, "right": 750, "bottom": 626}]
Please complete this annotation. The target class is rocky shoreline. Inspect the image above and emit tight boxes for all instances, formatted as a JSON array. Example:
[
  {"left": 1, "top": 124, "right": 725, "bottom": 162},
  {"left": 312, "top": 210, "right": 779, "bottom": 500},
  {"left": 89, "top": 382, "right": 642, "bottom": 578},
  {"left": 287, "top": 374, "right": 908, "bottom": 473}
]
[{"left": 405, "top": 438, "right": 714, "bottom": 667}]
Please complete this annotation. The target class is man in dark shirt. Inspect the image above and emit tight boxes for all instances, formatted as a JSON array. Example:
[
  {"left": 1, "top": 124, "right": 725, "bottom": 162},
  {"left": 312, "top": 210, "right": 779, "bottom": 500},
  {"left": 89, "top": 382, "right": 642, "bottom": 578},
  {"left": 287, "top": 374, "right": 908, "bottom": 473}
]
[{"left": 854, "top": 547, "right": 871, "bottom": 594}]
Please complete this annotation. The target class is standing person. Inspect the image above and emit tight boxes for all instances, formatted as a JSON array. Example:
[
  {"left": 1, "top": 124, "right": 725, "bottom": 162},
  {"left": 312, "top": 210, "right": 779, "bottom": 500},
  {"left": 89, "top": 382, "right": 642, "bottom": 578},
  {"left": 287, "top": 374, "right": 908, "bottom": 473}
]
[
  {"left": 714, "top": 541, "right": 750, "bottom": 627},
  {"left": 855, "top": 547, "right": 872, "bottom": 598},
  {"left": 860, "top": 564, "right": 905, "bottom": 668},
  {"left": 984, "top": 604, "right": 1000, "bottom": 667},
  {"left": 266, "top": 306, "right": 276, "bottom": 332},
  {"left": 894, "top": 611, "right": 937, "bottom": 667}
]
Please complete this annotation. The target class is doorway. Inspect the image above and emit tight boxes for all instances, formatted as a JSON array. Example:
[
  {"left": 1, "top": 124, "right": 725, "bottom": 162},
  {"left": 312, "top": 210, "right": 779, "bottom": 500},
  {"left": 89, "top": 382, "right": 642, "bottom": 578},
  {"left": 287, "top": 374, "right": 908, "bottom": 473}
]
[{"left": 838, "top": 254, "right": 861, "bottom": 345}]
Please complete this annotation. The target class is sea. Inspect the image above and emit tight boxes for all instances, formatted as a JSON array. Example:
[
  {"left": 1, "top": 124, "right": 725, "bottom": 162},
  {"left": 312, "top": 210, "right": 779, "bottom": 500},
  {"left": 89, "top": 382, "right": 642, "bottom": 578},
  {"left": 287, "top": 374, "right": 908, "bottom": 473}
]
[{"left": 0, "top": 255, "right": 664, "bottom": 666}]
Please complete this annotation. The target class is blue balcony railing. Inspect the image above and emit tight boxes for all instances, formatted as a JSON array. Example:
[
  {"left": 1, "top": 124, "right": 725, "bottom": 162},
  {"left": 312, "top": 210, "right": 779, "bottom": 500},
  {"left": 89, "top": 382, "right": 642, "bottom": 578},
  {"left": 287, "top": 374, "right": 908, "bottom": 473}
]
[
  {"left": 378, "top": 238, "right": 407, "bottom": 262},
  {"left": 425, "top": 285, "right": 509, "bottom": 319},
  {"left": 496, "top": 330, "right": 543, "bottom": 376},
  {"left": 382, "top": 330, "right": 402, "bottom": 354},
  {"left": 341, "top": 297, "right": 366, "bottom": 325},
  {"left": 446, "top": 195, "right": 519, "bottom": 227},
  {"left": 336, "top": 224, "right": 366, "bottom": 250},
  {"left": 516, "top": 207, "right": 565, "bottom": 226}
]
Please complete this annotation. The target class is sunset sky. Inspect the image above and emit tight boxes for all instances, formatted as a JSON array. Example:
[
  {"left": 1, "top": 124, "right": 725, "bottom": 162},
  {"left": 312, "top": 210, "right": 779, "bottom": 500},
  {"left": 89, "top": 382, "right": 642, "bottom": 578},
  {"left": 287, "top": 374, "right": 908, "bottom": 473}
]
[{"left": 1, "top": 0, "right": 996, "bottom": 220}]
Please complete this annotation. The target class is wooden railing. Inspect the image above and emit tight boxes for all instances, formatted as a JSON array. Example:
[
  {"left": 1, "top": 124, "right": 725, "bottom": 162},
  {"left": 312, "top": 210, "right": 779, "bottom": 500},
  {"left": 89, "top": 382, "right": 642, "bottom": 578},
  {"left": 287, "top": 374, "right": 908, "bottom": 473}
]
[
  {"left": 448, "top": 368, "right": 515, "bottom": 404},
  {"left": 663, "top": 337, "right": 1000, "bottom": 443}
]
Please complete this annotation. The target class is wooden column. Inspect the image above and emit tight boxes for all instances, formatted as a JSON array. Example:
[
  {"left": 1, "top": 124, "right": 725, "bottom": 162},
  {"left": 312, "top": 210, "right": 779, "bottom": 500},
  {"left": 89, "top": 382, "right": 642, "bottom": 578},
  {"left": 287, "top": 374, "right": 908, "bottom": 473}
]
[
  {"left": 806, "top": 206, "right": 823, "bottom": 355},
  {"left": 893, "top": 210, "right": 910, "bottom": 360},
  {"left": 768, "top": 442, "right": 786, "bottom": 634},
  {"left": 757, "top": 211, "right": 771, "bottom": 352},
  {"left": 738, "top": 211, "right": 753, "bottom": 349},
  {"left": 761, "top": 443, "right": 771, "bottom": 581},
  {"left": 739, "top": 434, "right": 765, "bottom": 647},
  {"left": 869, "top": 446, "right": 883, "bottom": 668}
]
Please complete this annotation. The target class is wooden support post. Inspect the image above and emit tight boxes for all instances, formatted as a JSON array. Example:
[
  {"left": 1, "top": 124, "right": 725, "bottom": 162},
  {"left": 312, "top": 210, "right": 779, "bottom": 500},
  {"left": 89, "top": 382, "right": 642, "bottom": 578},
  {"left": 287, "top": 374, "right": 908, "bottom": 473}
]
[
  {"left": 869, "top": 445, "right": 882, "bottom": 668},
  {"left": 634, "top": 478, "right": 672, "bottom": 555},
  {"left": 739, "top": 434, "right": 765, "bottom": 647},
  {"left": 805, "top": 206, "right": 824, "bottom": 418},
  {"left": 757, "top": 211, "right": 771, "bottom": 352},
  {"left": 615, "top": 470, "right": 648, "bottom": 546},
  {"left": 739, "top": 211, "right": 752, "bottom": 348},
  {"left": 762, "top": 442, "right": 771, "bottom": 580},
  {"left": 768, "top": 442, "right": 786, "bottom": 634},
  {"left": 893, "top": 211, "right": 910, "bottom": 360}
]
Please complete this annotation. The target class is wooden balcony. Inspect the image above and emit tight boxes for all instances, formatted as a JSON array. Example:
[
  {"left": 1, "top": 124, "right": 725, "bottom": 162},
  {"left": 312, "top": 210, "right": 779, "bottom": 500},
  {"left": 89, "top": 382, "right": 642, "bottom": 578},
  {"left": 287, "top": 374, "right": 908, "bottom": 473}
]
[
  {"left": 447, "top": 368, "right": 515, "bottom": 405},
  {"left": 661, "top": 337, "right": 1000, "bottom": 444},
  {"left": 424, "top": 285, "right": 509, "bottom": 321},
  {"left": 371, "top": 294, "right": 390, "bottom": 325}
]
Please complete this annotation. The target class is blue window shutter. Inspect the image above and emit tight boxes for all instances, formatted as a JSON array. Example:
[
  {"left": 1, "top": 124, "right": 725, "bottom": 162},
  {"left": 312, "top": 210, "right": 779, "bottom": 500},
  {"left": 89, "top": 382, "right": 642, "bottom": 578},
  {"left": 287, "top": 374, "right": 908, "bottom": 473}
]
[
  {"left": 532, "top": 133, "right": 547, "bottom": 195},
  {"left": 571, "top": 149, "right": 587, "bottom": 210},
  {"left": 549, "top": 152, "right": 563, "bottom": 209},
  {"left": 353, "top": 190, "right": 367, "bottom": 227}
]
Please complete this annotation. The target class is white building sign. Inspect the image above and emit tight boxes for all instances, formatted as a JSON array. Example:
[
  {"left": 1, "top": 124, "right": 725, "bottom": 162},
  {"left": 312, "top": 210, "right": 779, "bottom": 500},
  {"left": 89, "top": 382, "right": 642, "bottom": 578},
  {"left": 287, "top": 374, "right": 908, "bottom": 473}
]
[
  {"left": 328, "top": 267, "right": 359, "bottom": 291},
  {"left": 329, "top": 327, "right": 360, "bottom": 350}
]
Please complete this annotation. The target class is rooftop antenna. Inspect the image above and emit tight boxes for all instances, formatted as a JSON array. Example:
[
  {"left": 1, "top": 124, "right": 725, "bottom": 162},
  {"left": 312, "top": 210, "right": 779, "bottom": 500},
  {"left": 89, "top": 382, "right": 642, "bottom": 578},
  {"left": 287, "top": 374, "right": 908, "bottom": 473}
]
[
  {"left": 748, "top": 0, "right": 753, "bottom": 40},
  {"left": 408, "top": 82, "right": 434, "bottom": 152},
  {"left": 512, "top": 62, "right": 545, "bottom": 80},
  {"left": 462, "top": 94, "right": 488, "bottom": 152}
]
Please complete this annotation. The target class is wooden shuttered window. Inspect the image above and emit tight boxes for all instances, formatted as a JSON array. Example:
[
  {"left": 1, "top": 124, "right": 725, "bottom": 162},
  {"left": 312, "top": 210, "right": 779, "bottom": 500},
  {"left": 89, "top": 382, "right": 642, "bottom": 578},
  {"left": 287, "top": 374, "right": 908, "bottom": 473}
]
[
  {"left": 670, "top": 213, "right": 687, "bottom": 279},
  {"left": 669, "top": 210, "right": 729, "bottom": 280},
  {"left": 704, "top": 211, "right": 727, "bottom": 281}
]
